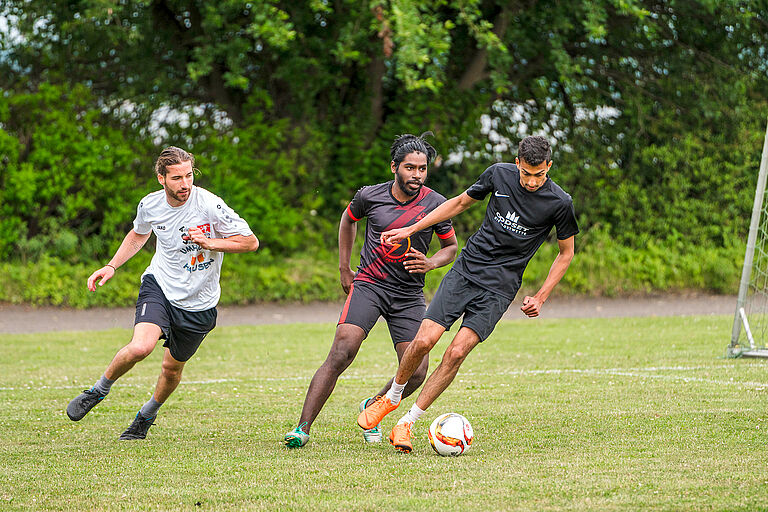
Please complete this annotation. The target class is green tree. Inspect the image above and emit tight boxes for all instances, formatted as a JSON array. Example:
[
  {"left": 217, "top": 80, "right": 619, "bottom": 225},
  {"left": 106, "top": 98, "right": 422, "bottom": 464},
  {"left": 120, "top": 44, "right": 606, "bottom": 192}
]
[
  {"left": 1, "top": 0, "right": 766, "bottom": 259},
  {"left": 0, "top": 83, "right": 148, "bottom": 260}
]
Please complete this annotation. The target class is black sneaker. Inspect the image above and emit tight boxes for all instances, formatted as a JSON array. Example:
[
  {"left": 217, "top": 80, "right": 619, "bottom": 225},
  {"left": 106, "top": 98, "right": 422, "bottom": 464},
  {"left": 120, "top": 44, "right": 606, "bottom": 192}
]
[
  {"left": 66, "top": 388, "right": 107, "bottom": 421},
  {"left": 119, "top": 412, "right": 156, "bottom": 440}
]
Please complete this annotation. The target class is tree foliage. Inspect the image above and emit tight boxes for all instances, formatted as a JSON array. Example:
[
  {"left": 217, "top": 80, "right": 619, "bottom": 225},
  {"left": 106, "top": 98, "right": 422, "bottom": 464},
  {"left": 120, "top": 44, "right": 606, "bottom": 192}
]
[
  {"left": 1, "top": 0, "right": 767, "bottom": 263},
  {"left": 0, "top": 83, "right": 148, "bottom": 260}
]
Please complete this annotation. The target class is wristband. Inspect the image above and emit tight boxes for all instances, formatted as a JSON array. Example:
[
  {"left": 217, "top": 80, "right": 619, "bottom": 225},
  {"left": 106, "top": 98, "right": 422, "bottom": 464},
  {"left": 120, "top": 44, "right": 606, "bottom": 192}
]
[{"left": 106, "top": 264, "right": 116, "bottom": 271}]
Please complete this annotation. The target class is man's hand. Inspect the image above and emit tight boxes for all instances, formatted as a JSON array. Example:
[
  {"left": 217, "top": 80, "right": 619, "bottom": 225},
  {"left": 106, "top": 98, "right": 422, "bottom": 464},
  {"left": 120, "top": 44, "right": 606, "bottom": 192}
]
[
  {"left": 381, "top": 227, "right": 412, "bottom": 246},
  {"left": 187, "top": 227, "right": 216, "bottom": 250},
  {"left": 87, "top": 265, "right": 116, "bottom": 291},
  {"left": 340, "top": 267, "right": 355, "bottom": 294},
  {"left": 403, "top": 248, "right": 435, "bottom": 274},
  {"left": 520, "top": 295, "right": 544, "bottom": 318}
]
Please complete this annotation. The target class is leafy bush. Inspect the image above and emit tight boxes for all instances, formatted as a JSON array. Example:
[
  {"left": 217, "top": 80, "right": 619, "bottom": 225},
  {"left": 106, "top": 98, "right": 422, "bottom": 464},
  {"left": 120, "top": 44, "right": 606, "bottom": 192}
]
[
  {"left": 0, "top": 231, "right": 743, "bottom": 308},
  {"left": 0, "top": 83, "right": 150, "bottom": 261},
  {"left": 522, "top": 226, "right": 743, "bottom": 297}
]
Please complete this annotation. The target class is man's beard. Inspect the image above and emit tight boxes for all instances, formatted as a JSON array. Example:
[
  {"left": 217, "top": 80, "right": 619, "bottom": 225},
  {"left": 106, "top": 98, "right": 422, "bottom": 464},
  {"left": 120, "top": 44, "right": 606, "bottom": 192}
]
[
  {"left": 166, "top": 186, "right": 189, "bottom": 203},
  {"left": 395, "top": 173, "right": 422, "bottom": 197}
]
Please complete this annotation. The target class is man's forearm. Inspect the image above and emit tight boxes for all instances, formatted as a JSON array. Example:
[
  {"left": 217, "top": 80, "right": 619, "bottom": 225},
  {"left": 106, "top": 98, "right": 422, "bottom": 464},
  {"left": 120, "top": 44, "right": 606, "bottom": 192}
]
[
  {"left": 338, "top": 214, "right": 357, "bottom": 270},
  {"left": 407, "top": 193, "right": 477, "bottom": 234},
  {"left": 207, "top": 234, "right": 259, "bottom": 253},
  {"left": 108, "top": 230, "right": 150, "bottom": 269},
  {"left": 427, "top": 241, "right": 458, "bottom": 270},
  {"left": 534, "top": 251, "right": 574, "bottom": 302}
]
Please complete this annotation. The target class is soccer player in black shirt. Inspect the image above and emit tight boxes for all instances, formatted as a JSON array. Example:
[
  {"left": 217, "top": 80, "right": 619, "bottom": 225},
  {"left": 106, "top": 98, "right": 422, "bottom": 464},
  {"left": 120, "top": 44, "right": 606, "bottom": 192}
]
[
  {"left": 285, "top": 133, "right": 458, "bottom": 447},
  {"left": 358, "top": 135, "right": 578, "bottom": 452}
]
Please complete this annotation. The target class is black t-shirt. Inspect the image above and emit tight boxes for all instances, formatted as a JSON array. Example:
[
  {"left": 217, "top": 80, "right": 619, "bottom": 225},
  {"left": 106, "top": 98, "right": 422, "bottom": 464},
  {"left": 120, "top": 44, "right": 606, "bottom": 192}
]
[
  {"left": 454, "top": 163, "right": 579, "bottom": 299},
  {"left": 347, "top": 181, "right": 455, "bottom": 294}
]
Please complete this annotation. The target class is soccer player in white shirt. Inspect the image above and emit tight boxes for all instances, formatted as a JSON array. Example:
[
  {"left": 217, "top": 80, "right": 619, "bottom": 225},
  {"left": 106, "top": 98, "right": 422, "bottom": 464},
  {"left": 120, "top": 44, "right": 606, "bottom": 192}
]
[{"left": 66, "top": 146, "right": 259, "bottom": 440}]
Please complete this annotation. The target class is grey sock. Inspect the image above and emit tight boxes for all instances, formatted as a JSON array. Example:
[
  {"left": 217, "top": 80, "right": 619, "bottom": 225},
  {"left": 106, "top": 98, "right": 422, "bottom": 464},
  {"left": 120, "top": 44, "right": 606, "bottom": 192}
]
[
  {"left": 139, "top": 396, "right": 163, "bottom": 419},
  {"left": 92, "top": 375, "right": 115, "bottom": 396}
]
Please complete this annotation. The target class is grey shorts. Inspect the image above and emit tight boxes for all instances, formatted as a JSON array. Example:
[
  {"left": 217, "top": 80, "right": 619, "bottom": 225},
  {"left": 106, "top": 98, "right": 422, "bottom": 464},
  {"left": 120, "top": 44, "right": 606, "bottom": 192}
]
[
  {"left": 338, "top": 280, "right": 425, "bottom": 345},
  {"left": 425, "top": 269, "right": 514, "bottom": 341}
]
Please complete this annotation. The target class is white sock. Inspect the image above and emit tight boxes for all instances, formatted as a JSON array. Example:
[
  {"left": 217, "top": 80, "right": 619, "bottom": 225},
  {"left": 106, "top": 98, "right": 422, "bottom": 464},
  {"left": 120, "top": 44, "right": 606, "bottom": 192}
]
[
  {"left": 398, "top": 404, "right": 426, "bottom": 425},
  {"left": 385, "top": 380, "right": 406, "bottom": 405}
]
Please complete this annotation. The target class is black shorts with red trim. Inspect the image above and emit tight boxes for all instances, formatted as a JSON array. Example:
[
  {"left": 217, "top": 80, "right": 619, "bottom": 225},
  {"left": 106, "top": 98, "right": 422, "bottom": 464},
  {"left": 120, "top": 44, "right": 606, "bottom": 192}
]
[
  {"left": 338, "top": 280, "right": 426, "bottom": 345},
  {"left": 425, "top": 269, "right": 514, "bottom": 341},
  {"left": 134, "top": 274, "right": 217, "bottom": 362}
]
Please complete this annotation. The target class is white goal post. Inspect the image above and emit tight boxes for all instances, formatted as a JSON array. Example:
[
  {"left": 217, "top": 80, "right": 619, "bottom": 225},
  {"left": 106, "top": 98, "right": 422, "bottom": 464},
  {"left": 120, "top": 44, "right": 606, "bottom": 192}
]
[{"left": 728, "top": 120, "right": 768, "bottom": 358}]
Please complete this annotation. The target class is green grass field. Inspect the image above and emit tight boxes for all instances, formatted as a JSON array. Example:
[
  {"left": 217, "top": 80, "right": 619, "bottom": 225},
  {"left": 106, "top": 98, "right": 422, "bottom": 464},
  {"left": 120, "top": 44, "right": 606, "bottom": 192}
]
[{"left": 1, "top": 315, "right": 767, "bottom": 511}]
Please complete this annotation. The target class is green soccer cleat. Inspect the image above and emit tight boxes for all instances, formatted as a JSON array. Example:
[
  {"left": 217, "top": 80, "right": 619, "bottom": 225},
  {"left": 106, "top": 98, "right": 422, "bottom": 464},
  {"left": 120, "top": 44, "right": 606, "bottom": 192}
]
[
  {"left": 284, "top": 422, "right": 310, "bottom": 448},
  {"left": 359, "top": 397, "right": 383, "bottom": 443}
]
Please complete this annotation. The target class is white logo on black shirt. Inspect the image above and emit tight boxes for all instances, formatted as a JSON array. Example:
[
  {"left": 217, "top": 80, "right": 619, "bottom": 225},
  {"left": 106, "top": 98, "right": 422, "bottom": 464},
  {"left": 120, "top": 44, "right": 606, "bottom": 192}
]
[{"left": 494, "top": 210, "right": 530, "bottom": 235}]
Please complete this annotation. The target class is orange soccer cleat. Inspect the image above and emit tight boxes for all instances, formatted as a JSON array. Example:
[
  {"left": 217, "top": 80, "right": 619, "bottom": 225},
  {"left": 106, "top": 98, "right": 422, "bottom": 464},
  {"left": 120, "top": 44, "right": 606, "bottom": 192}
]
[
  {"left": 388, "top": 422, "right": 414, "bottom": 453},
  {"left": 357, "top": 395, "right": 399, "bottom": 430}
]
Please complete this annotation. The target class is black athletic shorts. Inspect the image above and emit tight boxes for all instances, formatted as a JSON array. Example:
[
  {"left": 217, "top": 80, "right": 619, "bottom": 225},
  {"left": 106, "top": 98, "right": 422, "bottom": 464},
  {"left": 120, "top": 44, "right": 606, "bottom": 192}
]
[
  {"left": 134, "top": 274, "right": 217, "bottom": 362},
  {"left": 338, "top": 280, "right": 425, "bottom": 345},
  {"left": 425, "top": 269, "right": 514, "bottom": 341}
]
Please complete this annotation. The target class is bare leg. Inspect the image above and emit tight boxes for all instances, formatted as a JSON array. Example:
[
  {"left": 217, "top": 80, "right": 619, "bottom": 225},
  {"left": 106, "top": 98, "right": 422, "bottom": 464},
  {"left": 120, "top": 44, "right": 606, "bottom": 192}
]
[
  {"left": 374, "top": 341, "right": 429, "bottom": 399},
  {"left": 392, "top": 319, "right": 446, "bottom": 386},
  {"left": 104, "top": 322, "right": 163, "bottom": 381},
  {"left": 153, "top": 348, "right": 186, "bottom": 403},
  {"left": 297, "top": 324, "right": 367, "bottom": 433},
  {"left": 414, "top": 327, "right": 481, "bottom": 411}
]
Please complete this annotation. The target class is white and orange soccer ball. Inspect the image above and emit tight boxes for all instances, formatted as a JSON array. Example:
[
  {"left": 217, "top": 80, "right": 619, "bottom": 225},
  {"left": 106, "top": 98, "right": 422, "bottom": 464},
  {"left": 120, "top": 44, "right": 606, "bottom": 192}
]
[{"left": 427, "top": 412, "right": 474, "bottom": 456}]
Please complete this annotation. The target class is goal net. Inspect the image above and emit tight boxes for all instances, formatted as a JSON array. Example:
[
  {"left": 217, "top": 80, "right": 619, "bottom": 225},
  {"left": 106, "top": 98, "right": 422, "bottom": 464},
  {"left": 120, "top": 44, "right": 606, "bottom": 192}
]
[{"left": 729, "top": 121, "right": 768, "bottom": 358}]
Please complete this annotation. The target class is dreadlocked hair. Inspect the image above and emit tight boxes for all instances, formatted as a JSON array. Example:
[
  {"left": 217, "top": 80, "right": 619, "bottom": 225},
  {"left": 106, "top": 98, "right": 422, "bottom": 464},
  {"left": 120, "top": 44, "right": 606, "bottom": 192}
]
[{"left": 390, "top": 131, "right": 437, "bottom": 168}]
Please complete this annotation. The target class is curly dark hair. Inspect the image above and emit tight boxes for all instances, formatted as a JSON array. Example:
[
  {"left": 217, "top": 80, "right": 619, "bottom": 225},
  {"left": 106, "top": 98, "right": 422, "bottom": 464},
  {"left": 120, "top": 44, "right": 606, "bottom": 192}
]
[
  {"left": 390, "top": 132, "right": 437, "bottom": 168},
  {"left": 517, "top": 136, "right": 552, "bottom": 166}
]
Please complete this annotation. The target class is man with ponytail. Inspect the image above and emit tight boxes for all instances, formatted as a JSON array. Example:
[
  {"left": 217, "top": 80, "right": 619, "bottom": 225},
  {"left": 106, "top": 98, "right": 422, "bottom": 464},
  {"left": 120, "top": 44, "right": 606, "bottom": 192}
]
[{"left": 285, "top": 133, "right": 458, "bottom": 448}]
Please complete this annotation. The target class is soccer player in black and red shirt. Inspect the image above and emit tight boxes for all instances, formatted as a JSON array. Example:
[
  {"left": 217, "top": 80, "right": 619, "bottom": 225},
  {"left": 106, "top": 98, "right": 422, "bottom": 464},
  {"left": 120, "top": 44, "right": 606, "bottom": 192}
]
[
  {"left": 284, "top": 133, "right": 458, "bottom": 447},
  {"left": 358, "top": 135, "right": 579, "bottom": 453}
]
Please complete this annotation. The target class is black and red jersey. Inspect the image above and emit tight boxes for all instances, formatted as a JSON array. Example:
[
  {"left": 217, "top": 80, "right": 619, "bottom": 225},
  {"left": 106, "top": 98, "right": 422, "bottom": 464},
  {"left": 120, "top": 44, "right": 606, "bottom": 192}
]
[{"left": 346, "top": 181, "right": 455, "bottom": 293}]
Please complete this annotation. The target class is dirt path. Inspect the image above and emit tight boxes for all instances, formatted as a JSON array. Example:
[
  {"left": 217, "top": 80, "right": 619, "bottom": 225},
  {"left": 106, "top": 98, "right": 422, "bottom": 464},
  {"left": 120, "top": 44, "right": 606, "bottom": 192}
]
[{"left": 0, "top": 294, "right": 737, "bottom": 334}]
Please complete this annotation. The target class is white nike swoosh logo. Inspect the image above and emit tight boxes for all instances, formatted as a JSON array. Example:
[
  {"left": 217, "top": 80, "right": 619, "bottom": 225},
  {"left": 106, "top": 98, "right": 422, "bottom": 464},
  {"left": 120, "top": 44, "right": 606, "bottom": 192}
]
[{"left": 494, "top": 191, "right": 510, "bottom": 197}]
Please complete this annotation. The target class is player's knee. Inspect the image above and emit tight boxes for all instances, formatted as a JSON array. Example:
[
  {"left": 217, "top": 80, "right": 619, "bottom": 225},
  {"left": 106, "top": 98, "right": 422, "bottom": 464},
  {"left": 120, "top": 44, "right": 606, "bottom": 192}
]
[
  {"left": 411, "top": 334, "right": 436, "bottom": 355},
  {"left": 325, "top": 346, "right": 356, "bottom": 374},
  {"left": 161, "top": 361, "right": 184, "bottom": 381},
  {"left": 443, "top": 344, "right": 471, "bottom": 367},
  {"left": 125, "top": 341, "right": 154, "bottom": 361}
]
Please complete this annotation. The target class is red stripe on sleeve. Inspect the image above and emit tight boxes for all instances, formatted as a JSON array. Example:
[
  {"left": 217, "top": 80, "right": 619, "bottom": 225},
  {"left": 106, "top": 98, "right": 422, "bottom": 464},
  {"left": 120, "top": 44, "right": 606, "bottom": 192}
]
[
  {"left": 346, "top": 204, "right": 361, "bottom": 222},
  {"left": 437, "top": 227, "right": 455, "bottom": 240}
]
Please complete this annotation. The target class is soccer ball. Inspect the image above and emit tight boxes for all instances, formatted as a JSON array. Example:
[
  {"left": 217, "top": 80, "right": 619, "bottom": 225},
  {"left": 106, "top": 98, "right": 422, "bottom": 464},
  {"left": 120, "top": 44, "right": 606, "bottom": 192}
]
[{"left": 427, "top": 413, "right": 474, "bottom": 456}]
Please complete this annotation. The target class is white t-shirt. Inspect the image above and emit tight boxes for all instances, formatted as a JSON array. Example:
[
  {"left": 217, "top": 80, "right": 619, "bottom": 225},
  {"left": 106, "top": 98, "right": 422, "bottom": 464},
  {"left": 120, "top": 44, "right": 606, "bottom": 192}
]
[{"left": 132, "top": 186, "right": 253, "bottom": 311}]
